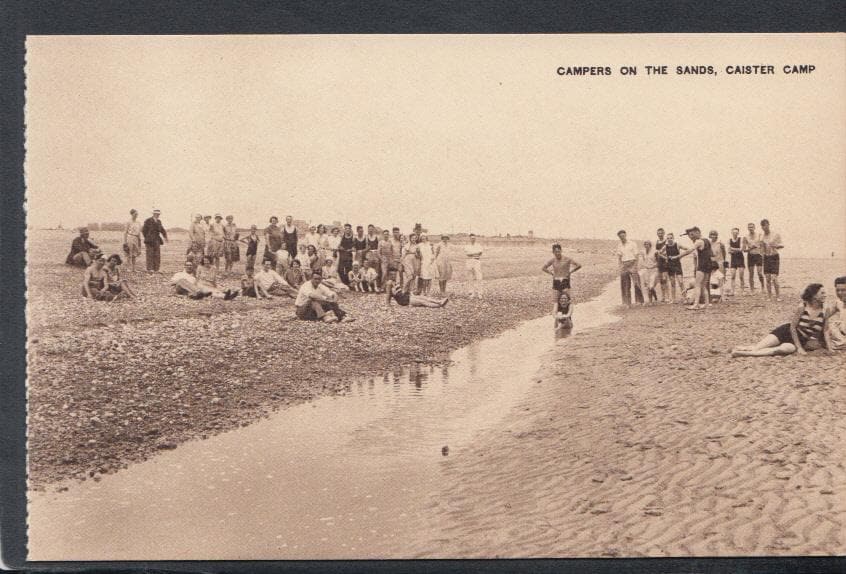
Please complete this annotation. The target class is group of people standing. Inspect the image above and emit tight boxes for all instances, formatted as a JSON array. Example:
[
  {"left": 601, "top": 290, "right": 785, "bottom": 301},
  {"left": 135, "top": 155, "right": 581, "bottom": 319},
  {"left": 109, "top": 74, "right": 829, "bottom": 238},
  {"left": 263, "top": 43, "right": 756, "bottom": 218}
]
[
  {"left": 69, "top": 209, "right": 492, "bottom": 321},
  {"left": 615, "top": 219, "right": 784, "bottom": 310}
]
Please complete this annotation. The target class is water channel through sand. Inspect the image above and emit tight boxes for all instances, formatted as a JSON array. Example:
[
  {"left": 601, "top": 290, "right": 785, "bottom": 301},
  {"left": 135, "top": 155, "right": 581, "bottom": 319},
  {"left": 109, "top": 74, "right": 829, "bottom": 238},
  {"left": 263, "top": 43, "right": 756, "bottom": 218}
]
[{"left": 28, "top": 281, "right": 620, "bottom": 560}]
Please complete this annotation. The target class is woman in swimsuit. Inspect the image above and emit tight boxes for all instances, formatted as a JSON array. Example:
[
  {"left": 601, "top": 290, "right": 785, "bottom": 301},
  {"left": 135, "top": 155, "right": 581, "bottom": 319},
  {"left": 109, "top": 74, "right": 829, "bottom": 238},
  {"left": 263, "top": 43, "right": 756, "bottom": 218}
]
[
  {"left": 731, "top": 283, "right": 830, "bottom": 357},
  {"left": 103, "top": 254, "right": 136, "bottom": 299},
  {"left": 386, "top": 284, "right": 449, "bottom": 309}
]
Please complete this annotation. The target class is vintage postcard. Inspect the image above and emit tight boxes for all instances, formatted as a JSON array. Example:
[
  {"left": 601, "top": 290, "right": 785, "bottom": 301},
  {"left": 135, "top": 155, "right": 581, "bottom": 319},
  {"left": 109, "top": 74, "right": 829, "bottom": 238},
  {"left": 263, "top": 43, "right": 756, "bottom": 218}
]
[{"left": 23, "top": 33, "right": 844, "bottom": 560}]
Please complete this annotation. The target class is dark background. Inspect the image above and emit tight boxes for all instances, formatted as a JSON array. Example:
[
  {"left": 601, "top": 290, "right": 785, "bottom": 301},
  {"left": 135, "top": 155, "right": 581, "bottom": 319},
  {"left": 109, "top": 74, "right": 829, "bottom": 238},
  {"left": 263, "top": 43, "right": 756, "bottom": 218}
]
[{"left": 1, "top": 1, "right": 844, "bottom": 572}]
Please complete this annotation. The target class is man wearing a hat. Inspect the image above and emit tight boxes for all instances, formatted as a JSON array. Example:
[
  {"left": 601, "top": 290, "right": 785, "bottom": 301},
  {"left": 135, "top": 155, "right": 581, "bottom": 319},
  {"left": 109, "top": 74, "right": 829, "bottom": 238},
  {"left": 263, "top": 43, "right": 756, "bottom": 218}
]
[
  {"left": 141, "top": 208, "right": 168, "bottom": 273},
  {"left": 65, "top": 227, "right": 100, "bottom": 267}
]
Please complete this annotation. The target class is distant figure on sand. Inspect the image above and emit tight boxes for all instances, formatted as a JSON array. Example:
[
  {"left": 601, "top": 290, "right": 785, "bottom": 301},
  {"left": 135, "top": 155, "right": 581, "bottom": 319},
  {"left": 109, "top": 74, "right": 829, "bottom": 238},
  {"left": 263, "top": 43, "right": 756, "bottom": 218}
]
[
  {"left": 386, "top": 284, "right": 449, "bottom": 308},
  {"left": 66, "top": 227, "right": 100, "bottom": 267},
  {"left": 658, "top": 232, "right": 685, "bottom": 303},
  {"left": 223, "top": 215, "right": 240, "bottom": 274},
  {"left": 760, "top": 218, "right": 784, "bottom": 301},
  {"left": 727, "top": 227, "right": 746, "bottom": 296},
  {"left": 104, "top": 254, "right": 136, "bottom": 299},
  {"left": 615, "top": 230, "right": 643, "bottom": 306},
  {"left": 542, "top": 243, "right": 582, "bottom": 313},
  {"left": 141, "top": 209, "right": 168, "bottom": 273},
  {"left": 654, "top": 228, "right": 669, "bottom": 302},
  {"left": 240, "top": 225, "right": 260, "bottom": 272},
  {"left": 254, "top": 260, "right": 297, "bottom": 298},
  {"left": 671, "top": 227, "right": 712, "bottom": 310},
  {"left": 207, "top": 214, "right": 226, "bottom": 272},
  {"left": 170, "top": 261, "right": 239, "bottom": 300},
  {"left": 81, "top": 255, "right": 116, "bottom": 300},
  {"left": 743, "top": 222, "right": 764, "bottom": 293},
  {"left": 464, "top": 233, "right": 484, "bottom": 298},
  {"left": 123, "top": 209, "right": 142, "bottom": 272},
  {"left": 188, "top": 214, "right": 207, "bottom": 263},
  {"left": 434, "top": 235, "right": 454, "bottom": 295},
  {"left": 825, "top": 276, "right": 846, "bottom": 351},
  {"left": 638, "top": 240, "right": 659, "bottom": 304},
  {"left": 731, "top": 283, "right": 830, "bottom": 357},
  {"left": 294, "top": 269, "right": 353, "bottom": 322}
]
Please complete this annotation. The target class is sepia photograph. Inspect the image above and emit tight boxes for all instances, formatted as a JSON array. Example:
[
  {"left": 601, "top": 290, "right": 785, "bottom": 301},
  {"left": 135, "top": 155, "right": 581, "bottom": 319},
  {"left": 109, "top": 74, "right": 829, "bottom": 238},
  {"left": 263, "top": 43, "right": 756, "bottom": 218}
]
[{"left": 22, "top": 33, "right": 845, "bottom": 560}]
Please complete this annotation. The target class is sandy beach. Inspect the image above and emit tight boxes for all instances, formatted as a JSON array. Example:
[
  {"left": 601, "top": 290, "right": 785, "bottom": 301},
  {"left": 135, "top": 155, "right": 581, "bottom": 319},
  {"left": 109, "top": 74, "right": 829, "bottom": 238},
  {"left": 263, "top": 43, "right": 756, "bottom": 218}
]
[
  {"left": 27, "top": 230, "right": 617, "bottom": 487},
  {"left": 408, "top": 257, "right": 845, "bottom": 557}
]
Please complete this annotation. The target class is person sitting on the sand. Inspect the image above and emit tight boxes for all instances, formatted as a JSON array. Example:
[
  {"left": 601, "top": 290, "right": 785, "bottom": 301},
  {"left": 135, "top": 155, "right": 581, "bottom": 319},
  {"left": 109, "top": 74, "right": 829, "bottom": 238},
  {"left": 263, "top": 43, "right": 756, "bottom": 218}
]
[
  {"left": 294, "top": 269, "right": 353, "bottom": 322},
  {"left": 66, "top": 227, "right": 101, "bottom": 267},
  {"left": 240, "top": 268, "right": 271, "bottom": 299},
  {"left": 196, "top": 255, "right": 219, "bottom": 289},
  {"left": 81, "top": 255, "right": 115, "bottom": 300},
  {"left": 555, "top": 291, "right": 574, "bottom": 329},
  {"left": 362, "top": 261, "right": 379, "bottom": 293},
  {"left": 170, "top": 261, "right": 239, "bottom": 300},
  {"left": 321, "top": 257, "right": 349, "bottom": 291},
  {"left": 103, "top": 254, "right": 137, "bottom": 299},
  {"left": 825, "top": 276, "right": 846, "bottom": 351},
  {"left": 284, "top": 259, "right": 306, "bottom": 289},
  {"left": 254, "top": 260, "right": 297, "bottom": 298},
  {"left": 386, "top": 283, "right": 449, "bottom": 308},
  {"left": 347, "top": 262, "right": 366, "bottom": 292},
  {"left": 731, "top": 283, "right": 830, "bottom": 357}
]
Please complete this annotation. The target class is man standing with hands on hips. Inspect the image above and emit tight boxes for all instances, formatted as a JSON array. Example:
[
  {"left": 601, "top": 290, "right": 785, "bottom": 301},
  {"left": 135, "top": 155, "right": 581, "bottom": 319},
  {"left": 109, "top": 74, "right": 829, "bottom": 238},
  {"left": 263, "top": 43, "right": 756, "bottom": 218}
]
[{"left": 142, "top": 208, "right": 168, "bottom": 273}]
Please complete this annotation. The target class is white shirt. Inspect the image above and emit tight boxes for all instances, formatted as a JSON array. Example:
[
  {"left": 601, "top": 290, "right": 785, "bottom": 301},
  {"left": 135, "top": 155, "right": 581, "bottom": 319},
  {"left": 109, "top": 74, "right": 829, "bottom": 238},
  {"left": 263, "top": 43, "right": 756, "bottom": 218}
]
[
  {"left": 616, "top": 240, "right": 639, "bottom": 262},
  {"left": 327, "top": 235, "right": 341, "bottom": 250},
  {"left": 295, "top": 281, "right": 336, "bottom": 306},
  {"left": 170, "top": 271, "right": 196, "bottom": 286},
  {"left": 255, "top": 269, "right": 288, "bottom": 291},
  {"left": 363, "top": 267, "right": 378, "bottom": 282},
  {"left": 304, "top": 232, "right": 319, "bottom": 249},
  {"left": 464, "top": 244, "right": 483, "bottom": 259}
]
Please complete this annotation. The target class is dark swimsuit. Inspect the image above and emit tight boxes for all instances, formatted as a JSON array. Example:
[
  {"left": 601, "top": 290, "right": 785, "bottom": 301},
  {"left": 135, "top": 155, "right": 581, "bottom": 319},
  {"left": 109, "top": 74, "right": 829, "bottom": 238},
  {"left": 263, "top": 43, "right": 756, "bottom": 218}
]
[
  {"left": 664, "top": 243, "right": 682, "bottom": 275},
  {"left": 771, "top": 309, "right": 824, "bottom": 349},
  {"left": 729, "top": 237, "right": 745, "bottom": 268}
]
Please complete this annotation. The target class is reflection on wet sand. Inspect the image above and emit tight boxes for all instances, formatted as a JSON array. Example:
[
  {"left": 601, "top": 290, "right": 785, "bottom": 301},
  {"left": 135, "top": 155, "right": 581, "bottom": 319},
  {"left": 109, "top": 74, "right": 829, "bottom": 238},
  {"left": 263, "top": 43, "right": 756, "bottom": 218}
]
[{"left": 28, "top": 282, "right": 619, "bottom": 560}]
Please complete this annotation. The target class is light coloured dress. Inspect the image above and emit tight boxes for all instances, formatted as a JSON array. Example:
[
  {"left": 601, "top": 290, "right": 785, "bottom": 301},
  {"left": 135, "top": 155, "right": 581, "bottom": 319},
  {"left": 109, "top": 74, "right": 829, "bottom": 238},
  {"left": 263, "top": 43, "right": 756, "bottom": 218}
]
[
  {"left": 434, "top": 241, "right": 453, "bottom": 281},
  {"left": 418, "top": 242, "right": 435, "bottom": 280}
]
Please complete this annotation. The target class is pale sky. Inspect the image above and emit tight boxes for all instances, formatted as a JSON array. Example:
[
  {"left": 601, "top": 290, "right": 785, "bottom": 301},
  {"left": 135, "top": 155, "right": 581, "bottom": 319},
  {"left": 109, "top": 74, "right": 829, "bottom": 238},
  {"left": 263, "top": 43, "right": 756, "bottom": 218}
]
[{"left": 25, "top": 34, "right": 845, "bottom": 257}]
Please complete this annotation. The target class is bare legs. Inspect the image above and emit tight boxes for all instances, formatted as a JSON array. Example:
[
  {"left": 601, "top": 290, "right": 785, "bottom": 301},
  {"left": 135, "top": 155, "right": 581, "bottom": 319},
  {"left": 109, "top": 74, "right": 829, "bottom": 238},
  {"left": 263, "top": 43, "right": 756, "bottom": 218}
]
[
  {"left": 731, "top": 334, "right": 796, "bottom": 357},
  {"left": 748, "top": 263, "right": 764, "bottom": 293},
  {"left": 687, "top": 270, "right": 708, "bottom": 310},
  {"left": 765, "top": 273, "right": 781, "bottom": 301}
]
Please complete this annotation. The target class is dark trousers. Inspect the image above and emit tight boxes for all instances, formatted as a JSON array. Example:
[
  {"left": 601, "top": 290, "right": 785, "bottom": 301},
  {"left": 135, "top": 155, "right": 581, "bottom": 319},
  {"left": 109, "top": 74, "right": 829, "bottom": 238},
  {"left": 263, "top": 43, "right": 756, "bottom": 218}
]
[
  {"left": 145, "top": 243, "right": 161, "bottom": 271},
  {"left": 296, "top": 301, "right": 345, "bottom": 321},
  {"left": 338, "top": 257, "right": 353, "bottom": 285},
  {"left": 620, "top": 265, "right": 644, "bottom": 305}
]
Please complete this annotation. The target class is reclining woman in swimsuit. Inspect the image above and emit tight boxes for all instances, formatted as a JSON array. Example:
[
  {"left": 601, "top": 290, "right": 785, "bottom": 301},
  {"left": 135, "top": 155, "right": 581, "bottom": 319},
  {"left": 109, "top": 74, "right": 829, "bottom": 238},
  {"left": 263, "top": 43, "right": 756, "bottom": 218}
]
[{"left": 731, "top": 283, "right": 830, "bottom": 357}]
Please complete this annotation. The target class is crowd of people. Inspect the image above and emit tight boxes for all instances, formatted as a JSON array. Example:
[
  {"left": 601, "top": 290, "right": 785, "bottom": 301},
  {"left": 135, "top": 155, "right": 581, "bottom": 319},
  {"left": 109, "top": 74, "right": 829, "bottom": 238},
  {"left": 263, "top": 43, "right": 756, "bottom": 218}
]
[
  {"left": 66, "top": 209, "right": 489, "bottom": 321},
  {"left": 614, "top": 220, "right": 785, "bottom": 310},
  {"left": 63, "top": 210, "right": 845, "bottom": 351}
]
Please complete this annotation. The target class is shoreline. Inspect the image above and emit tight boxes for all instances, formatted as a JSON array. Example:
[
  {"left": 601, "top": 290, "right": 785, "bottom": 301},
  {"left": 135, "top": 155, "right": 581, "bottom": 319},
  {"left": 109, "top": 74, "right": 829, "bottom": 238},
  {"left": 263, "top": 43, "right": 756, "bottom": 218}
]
[
  {"left": 409, "top": 258, "right": 846, "bottom": 557},
  {"left": 28, "top": 261, "right": 617, "bottom": 488}
]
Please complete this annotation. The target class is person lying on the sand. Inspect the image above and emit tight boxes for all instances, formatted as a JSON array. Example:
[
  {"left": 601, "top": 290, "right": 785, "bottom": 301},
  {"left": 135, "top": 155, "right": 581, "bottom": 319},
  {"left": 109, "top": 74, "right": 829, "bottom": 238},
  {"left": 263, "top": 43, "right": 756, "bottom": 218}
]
[
  {"left": 66, "top": 227, "right": 100, "bottom": 267},
  {"left": 103, "top": 254, "right": 137, "bottom": 299},
  {"left": 731, "top": 283, "right": 830, "bottom": 357},
  {"left": 294, "top": 269, "right": 353, "bottom": 322},
  {"left": 825, "top": 276, "right": 846, "bottom": 351},
  {"left": 254, "top": 260, "right": 297, "bottom": 298},
  {"left": 555, "top": 291, "right": 574, "bottom": 329},
  {"left": 386, "top": 283, "right": 448, "bottom": 308},
  {"left": 170, "top": 261, "right": 239, "bottom": 300}
]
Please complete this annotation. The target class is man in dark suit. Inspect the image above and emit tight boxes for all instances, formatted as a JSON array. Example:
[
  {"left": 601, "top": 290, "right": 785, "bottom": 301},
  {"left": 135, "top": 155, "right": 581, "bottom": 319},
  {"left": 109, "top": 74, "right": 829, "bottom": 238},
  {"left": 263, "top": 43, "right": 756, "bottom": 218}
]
[
  {"left": 141, "top": 208, "right": 168, "bottom": 273},
  {"left": 65, "top": 227, "right": 100, "bottom": 267}
]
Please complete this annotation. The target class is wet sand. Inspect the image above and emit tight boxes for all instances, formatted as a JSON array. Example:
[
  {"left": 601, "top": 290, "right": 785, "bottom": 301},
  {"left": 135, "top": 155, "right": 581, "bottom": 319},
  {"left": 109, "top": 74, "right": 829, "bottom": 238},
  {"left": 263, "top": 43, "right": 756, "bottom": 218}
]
[
  {"left": 27, "top": 230, "right": 618, "bottom": 487},
  {"left": 409, "top": 258, "right": 845, "bottom": 557}
]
